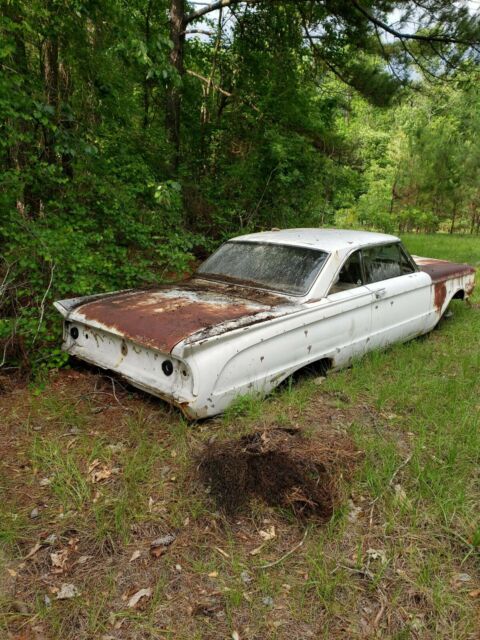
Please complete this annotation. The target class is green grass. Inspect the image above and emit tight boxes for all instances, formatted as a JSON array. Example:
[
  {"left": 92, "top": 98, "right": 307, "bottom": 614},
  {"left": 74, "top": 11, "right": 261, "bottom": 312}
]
[
  {"left": 402, "top": 232, "right": 480, "bottom": 266},
  {"left": 0, "top": 232, "right": 479, "bottom": 639}
]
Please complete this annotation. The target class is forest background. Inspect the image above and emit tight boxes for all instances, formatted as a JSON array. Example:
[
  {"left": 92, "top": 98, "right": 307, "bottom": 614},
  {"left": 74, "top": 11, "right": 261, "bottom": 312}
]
[{"left": 1, "top": 0, "right": 479, "bottom": 370}]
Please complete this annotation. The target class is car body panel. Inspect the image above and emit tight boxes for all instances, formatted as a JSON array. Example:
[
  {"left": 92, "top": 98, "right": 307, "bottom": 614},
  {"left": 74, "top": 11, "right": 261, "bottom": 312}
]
[
  {"left": 367, "top": 271, "right": 432, "bottom": 349},
  {"left": 54, "top": 230, "right": 476, "bottom": 419}
]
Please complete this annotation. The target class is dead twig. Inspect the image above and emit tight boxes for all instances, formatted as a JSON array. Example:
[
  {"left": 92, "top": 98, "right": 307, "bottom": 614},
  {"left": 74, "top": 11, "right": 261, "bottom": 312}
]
[
  {"left": 32, "top": 262, "right": 55, "bottom": 346},
  {"left": 370, "top": 453, "right": 412, "bottom": 507},
  {"left": 255, "top": 527, "right": 309, "bottom": 570},
  {"left": 369, "top": 453, "right": 412, "bottom": 525},
  {"left": 387, "top": 453, "right": 413, "bottom": 488},
  {"left": 107, "top": 376, "right": 132, "bottom": 411},
  {"left": 186, "top": 69, "right": 233, "bottom": 97},
  {"left": 372, "top": 591, "right": 387, "bottom": 628}
]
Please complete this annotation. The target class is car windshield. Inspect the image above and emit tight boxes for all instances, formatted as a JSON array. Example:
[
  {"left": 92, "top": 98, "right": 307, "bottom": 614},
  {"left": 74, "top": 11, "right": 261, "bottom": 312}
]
[{"left": 196, "top": 241, "right": 329, "bottom": 295}]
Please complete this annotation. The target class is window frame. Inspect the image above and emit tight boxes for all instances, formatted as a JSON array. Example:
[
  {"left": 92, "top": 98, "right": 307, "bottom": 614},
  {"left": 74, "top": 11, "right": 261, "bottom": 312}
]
[{"left": 328, "top": 241, "right": 418, "bottom": 295}]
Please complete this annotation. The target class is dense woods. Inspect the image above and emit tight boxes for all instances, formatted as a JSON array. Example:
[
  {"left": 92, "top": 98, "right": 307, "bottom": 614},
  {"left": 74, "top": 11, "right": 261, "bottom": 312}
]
[{"left": 1, "top": 0, "right": 479, "bottom": 370}]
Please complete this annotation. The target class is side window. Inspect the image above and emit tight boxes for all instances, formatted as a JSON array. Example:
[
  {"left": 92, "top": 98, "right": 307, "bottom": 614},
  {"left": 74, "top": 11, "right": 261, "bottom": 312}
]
[
  {"left": 329, "top": 250, "right": 364, "bottom": 294},
  {"left": 363, "top": 243, "right": 413, "bottom": 284}
]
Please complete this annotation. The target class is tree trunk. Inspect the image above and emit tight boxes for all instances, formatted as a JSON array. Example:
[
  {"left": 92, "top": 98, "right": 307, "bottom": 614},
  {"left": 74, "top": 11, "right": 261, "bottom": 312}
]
[
  {"left": 166, "top": 0, "right": 186, "bottom": 170},
  {"left": 449, "top": 202, "right": 457, "bottom": 234},
  {"left": 43, "top": 35, "right": 59, "bottom": 165},
  {"left": 143, "top": 0, "right": 153, "bottom": 129},
  {"left": 59, "top": 60, "right": 74, "bottom": 178},
  {"left": 4, "top": 7, "right": 28, "bottom": 174}
]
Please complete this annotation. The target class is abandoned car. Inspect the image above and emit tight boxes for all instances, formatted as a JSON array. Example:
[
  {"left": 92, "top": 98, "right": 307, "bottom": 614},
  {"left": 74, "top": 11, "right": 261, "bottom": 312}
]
[{"left": 55, "top": 229, "right": 475, "bottom": 419}]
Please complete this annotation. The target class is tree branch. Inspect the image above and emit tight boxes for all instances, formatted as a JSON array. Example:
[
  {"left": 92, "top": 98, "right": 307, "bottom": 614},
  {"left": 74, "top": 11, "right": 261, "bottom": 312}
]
[
  {"left": 186, "top": 69, "right": 233, "bottom": 96},
  {"left": 302, "top": 22, "right": 352, "bottom": 87},
  {"left": 186, "top": 0, "right": 259, "bottom": 24},
  {"left": 183, "top": 29, "right": 215, "bottom": 36},
  {"left": 351, "top": 0, "right": 479, "bottom": 46}
]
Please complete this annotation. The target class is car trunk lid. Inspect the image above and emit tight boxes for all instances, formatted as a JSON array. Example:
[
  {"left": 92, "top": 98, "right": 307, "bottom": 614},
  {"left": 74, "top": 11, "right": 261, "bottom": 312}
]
[{"left": 60, "top": 280, "right": 293, "bottom": 353}]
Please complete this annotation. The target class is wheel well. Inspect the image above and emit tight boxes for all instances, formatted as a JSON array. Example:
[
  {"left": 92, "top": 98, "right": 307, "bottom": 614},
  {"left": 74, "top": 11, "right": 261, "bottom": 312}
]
[
  {"left": 300, "top": 357, "right": 333, "bottom": 377},
  {"left": 452, "top": 289, "right": 465, "bottom": 300}
]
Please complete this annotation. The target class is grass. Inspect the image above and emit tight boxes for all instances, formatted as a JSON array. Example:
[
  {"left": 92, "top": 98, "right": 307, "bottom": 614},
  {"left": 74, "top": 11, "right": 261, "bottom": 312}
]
[{"left": 0, "top": 232, "right": 479, "bottom": 639}]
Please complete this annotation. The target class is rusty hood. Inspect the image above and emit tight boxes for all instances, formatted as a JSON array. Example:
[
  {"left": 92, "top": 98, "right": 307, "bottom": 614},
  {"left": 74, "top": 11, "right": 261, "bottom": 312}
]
[{"left": 59, "top": 280, "right": 292, "bottom": 353}]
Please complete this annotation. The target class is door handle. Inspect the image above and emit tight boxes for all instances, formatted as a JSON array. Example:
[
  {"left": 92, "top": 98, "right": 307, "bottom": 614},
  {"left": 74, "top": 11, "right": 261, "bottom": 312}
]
[{"left": 374, "top": 288, "right": 387, "bottom": 299}]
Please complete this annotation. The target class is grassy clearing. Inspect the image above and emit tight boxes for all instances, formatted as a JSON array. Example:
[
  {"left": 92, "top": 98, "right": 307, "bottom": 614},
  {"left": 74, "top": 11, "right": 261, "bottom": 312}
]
[{"left": 0, "top": 233, "right": 479, "bottom": 639}]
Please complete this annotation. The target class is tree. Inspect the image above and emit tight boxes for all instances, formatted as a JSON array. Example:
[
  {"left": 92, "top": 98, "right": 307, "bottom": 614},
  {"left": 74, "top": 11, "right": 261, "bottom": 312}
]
[{"left": 164, "top": 0, "right": 480, "bottom": 168}]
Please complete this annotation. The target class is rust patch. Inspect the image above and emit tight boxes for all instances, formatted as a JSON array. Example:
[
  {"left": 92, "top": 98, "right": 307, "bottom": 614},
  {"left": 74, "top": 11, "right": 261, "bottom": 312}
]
[
  {"left": 414, "top": 257, "right": 475, "bottom": 283},
  {"left": 465, "top": 280, "right": 476, "bottom": 297},
  {"left": 434, "top": 281, "right": 447, "bottom": 313},
  {"left": 77, "top": 289, "right": 268, "bottom": 353}
]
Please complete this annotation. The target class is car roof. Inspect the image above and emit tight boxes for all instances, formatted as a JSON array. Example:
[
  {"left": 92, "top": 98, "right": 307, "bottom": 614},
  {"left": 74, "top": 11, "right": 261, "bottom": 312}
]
[{"left": 231, "top": 228, "right": 400, "bottom": 253}]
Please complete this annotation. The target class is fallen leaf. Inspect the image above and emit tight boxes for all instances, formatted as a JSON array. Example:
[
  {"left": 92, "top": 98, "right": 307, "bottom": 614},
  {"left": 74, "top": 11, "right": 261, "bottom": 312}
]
[
  {"left": 56, "top": 583, "right": 80, "bottom": 600},
  {"left": 50, "top": 549, "right": 69, "bottom": 573},
  {"left": 240, "top": 570, "right": 252, "bottom": 584},
  {"left": 394, "top": 484, "right": 410, "bottom": 506},
  {"left": 88, "top": 459, "right": 100, "bottom": 473},
  {"left": 150, "top": 546, "right": 167, "bottom": 559},
  {"left": 249, "top": 544, "right": 265, "bottom": 556},
  {"left": 75, "top": 555, "right": 91, "bottom": 565},
  {"left": 453, "top": 572, "right": 472, "bottom": 584},
  {"left": 259, "top": 525, "right": 276, "bottom": 541},
  {"left": 366, "top": 548, "right": 387, "bottom": 564},
  {"left": 468, "top": 589, "right": 480, "bottom": 598},
  {"left": 208, "top": 571, "right": 218, "bottom": 578},
  {"left": 127, "top": 587, "right": 152, "bottom": 608},
  {"left": 215, "top": 547, "right": 230, "bottom": 558},
  {"left": 90, "top": 466, "right": 112, "bottom": 483},
  {"left": 232, "top": 632, "right": 240, "bottom": 640},
  {"left": 24, "top": 542, "right": 42, "bottom": 560},
  {"left": 106, "top": 443, "right": 125, "bottom": 454},
  {"left": 68, "top": 537, "right": 79, "bottom": 550},
  {"left": 347, "top": 500, "right": 362, "bottom": 523},
  {"left": 129, "top": 550, "right": 141, "bottom": 562}
]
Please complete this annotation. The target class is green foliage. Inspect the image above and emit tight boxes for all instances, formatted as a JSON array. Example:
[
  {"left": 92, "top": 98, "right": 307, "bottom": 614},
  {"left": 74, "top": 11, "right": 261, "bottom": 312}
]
[
  {"left": 338, "top": 73, "right": 480, "bottom": 233},
  {"left": 0, "top": 0, "right": 479, "bottom": 371}
]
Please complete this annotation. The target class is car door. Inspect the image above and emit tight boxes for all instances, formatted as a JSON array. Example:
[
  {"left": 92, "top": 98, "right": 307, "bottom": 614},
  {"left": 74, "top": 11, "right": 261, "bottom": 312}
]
[
  {"left": 322, "top": 249, "right": 374, "bottom": 367},
  {"left": 363, "top": 242, "right": 432, "bottom": 349}
]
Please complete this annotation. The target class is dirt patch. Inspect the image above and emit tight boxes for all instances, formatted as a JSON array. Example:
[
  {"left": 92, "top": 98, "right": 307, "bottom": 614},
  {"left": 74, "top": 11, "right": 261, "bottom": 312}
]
[{"left": 198, "top": 427, "right": 363, "bottom": 521}]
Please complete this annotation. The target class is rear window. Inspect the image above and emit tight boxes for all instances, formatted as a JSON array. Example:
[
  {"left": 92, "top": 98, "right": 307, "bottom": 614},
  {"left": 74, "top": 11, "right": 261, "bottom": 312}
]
[{"left": 197, "top": 241, "right": 329, "bottom": 295}]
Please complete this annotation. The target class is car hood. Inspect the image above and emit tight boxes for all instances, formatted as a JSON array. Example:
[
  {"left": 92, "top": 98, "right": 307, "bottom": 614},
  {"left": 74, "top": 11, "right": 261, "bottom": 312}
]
[{"left": 57, "top": 279, "right": 293, "bottom": 353}]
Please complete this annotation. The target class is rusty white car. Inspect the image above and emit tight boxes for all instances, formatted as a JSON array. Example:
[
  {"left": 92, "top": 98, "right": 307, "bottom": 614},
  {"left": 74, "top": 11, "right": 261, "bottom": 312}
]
[{"left": 54, "top": 229, "right": 475, "bottom": 419}]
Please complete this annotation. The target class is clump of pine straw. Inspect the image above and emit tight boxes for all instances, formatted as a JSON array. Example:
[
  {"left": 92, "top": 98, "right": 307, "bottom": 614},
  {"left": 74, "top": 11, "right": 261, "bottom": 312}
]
[{"left": 198, "top": 427, "right": 363, "bottom": 521}]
